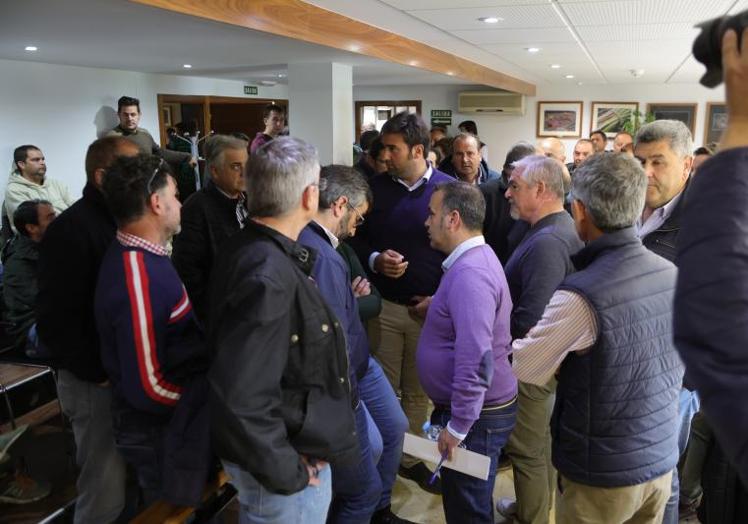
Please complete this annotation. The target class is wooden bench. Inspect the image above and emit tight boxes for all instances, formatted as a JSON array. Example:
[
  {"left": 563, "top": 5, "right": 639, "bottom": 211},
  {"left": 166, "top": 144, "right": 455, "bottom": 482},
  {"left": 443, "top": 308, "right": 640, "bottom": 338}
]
[
  {"left": 131, "top": 470, "right": 236, "bottom": 524},
  {"left": 0, "top": 362, "right": 61, "bottom": 432}
]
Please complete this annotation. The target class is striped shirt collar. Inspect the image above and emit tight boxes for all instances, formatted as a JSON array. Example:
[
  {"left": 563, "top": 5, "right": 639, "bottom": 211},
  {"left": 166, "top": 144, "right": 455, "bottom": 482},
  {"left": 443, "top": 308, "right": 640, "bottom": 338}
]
[{"left": 116, "top": 230, "right": 168, "bottom": 257}]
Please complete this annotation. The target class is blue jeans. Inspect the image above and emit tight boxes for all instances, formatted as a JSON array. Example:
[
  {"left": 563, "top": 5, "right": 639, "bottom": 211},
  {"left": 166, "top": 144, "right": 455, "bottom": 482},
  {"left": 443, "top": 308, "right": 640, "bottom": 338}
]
[
  {"left": 431, "top": 399, "right": 518, "bottom": 524},
  {"left": 329, "top": 357, "right": 408, "bottom": 522},
  {"left": 662, "top": 388, "right": 700, "bottom": 524},
  {"left": 224, "top": 460, "right": 332, "bottom": 524}
]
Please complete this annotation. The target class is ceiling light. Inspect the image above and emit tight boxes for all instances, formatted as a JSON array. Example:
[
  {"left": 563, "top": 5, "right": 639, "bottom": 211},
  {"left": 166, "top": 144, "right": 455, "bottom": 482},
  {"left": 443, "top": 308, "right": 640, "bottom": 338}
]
[
  {"left": 447, "top": 71, "right": 455, "bottom": 76},
  {"left": 577, "top": 81, "right": 584, "bottom": 86},
  {"left": 478, "top": 16, "right": 503, "bottom": 24},
  {"left": 526, "top": 47, "right": 541, "bottom": 53},
  {"left": 408, "top": 60, "right": 419, "bottom": 67},
  {"left": 349, "top": 44, "right": 361, "bottom": 52},
  {"left": 24, "top": 46, "right": 37, "bottom": 52},
  {"left": 277, "top": 73, "right": 286, "bottom": 78},
  {"left": 550, "top": 64, "right": 561, "bottom": 69},
  {"left": 565, "top": 74, "right": 575, "bottom": 79},
  {"left": 183, "top": 64, "right": 192, "bottom": 69}
]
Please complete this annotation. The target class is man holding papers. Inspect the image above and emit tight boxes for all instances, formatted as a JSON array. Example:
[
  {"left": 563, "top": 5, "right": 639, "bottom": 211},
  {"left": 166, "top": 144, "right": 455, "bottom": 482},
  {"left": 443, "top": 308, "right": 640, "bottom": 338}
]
[{"left": 416, "top": 182, "right": 518, "bottom": 523}]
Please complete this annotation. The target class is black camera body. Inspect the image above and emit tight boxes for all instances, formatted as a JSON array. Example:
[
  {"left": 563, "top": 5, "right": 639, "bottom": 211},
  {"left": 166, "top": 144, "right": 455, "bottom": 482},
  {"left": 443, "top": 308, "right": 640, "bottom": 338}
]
[{"left": 694, "top": 9, "right": 748, "bottom": 87}]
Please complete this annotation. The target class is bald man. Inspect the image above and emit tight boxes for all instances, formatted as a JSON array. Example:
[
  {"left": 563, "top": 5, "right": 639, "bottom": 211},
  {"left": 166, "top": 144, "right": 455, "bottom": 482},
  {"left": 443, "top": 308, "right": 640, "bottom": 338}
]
[{"left": 538, "top": 137, "right": 566, "bottom": 164}]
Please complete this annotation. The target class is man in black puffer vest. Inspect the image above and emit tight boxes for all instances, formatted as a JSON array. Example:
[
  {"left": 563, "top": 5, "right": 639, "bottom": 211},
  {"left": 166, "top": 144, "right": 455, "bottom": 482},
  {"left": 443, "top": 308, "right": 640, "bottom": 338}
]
[{"left": 511, "top": 153, "right": 684, "bottom": 524}]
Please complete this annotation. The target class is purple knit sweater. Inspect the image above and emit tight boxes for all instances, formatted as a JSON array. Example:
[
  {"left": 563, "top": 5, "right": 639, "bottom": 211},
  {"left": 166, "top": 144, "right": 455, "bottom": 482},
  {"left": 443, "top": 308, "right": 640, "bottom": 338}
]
[{"left": 416, "top": 244, "right": 517, "bottom": 435}]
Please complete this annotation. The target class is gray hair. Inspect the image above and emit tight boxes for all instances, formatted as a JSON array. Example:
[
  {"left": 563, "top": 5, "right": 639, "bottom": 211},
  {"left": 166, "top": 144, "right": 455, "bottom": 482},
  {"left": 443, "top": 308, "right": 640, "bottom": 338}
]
[
  {"left": 635, "top": 120, "right": 693, "bottom": 158},
  {"left": 434, "top": 182, "right": 486, "bottom": 231},
  {"left": 571, "top": 153, "right": 647, "bottom": 231},
  {"left": 451, "top": 132, "right": 480, "bottom": 151},
  {"left": 246, "top": 137, "right": 319, "bottom": 217},
  {"left": 512, "top": 155, "right": 565, "bottom": 200},
  {"left": 204, "top": 134, "right": 247, "bottom": 174},
  {"left": 318, "top": 164, "right": 372, "bottom": 210}
]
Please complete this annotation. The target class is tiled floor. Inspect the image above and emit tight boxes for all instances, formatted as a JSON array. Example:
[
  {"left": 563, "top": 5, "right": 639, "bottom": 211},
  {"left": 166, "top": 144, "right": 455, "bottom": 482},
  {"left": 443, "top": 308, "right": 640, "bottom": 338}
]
[{"left": 390, "top": 465, "right": 700, "bottom": 524}]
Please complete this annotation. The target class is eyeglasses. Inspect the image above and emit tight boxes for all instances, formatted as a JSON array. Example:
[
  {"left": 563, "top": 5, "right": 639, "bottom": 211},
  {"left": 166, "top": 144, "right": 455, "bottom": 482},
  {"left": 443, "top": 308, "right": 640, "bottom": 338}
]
[
  {"left": 346, "top": 202, "right": 365, "bottom": 227},
  {"left": 147, "top": 158, "right": 165, "bottom": 194}
]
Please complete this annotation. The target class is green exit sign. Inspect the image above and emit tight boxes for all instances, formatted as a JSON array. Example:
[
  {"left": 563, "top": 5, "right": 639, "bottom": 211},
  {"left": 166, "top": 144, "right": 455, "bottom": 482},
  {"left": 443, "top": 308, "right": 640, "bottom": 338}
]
[{"left": 244, "top": 85, "right": 258, "bottom": 95}]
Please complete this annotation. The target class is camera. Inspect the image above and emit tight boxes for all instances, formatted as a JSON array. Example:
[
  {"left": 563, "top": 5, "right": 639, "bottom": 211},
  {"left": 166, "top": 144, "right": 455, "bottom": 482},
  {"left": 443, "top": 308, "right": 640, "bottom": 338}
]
[{"left": 693, "top": 9, "right": 748, "bottom": 88}]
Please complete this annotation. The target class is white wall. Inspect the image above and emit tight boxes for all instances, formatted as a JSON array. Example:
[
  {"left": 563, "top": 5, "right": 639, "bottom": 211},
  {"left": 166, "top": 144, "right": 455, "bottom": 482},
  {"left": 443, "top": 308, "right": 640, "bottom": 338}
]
[
  {"left": 0, "top": 59, "right": 288, "bottom": 196},
  {"left": 354, "top": 82, "right": 726, "bottom": 171}
]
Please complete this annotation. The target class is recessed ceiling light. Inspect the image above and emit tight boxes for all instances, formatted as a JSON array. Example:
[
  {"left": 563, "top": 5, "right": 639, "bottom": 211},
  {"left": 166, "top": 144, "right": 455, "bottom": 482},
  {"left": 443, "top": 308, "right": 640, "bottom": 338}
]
[
  {"left": 447, "top": 71, "right": 455, "bottom": 76},
  {"left": 349, "top": 44, "right": 361, "bottom": 52},
  {"left": 565, "top": 74, "right": 575, "bottom": 79},
  {"left": 277, "top": 73, "right": 286, "bottom": 78},
  {"left": 577, "top": 81, "right": 583, "bottom": 86},
  {"left": 526, "top": 47, "right": 541, "bottom": 53},
  {"left": 409, "top": 60, "right": 419, "bottom": 67},
  {"left": 478, "top": 16, "right": 503, "bottom": 24},
  {"left": 183, "top": 64, "right": 192, "bottom": 69},
  {"left": 24, "top": 46, "right": 37, "bottom": 52},
  {"left": 550, "top": 64, "right": 561, "bottom": 69}
]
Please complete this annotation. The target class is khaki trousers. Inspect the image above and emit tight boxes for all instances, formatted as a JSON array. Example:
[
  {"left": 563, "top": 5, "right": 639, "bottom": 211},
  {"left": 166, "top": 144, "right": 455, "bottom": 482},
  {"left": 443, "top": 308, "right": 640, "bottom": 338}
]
[
  {"left": 556, "top": 471, "right": 672, "bottom": 524},
  {"left": 504, "top": 380, "right": 557, "bottom": 524},
  {"left": 368, "top": 299, "right": 429, "bottom": 467}
]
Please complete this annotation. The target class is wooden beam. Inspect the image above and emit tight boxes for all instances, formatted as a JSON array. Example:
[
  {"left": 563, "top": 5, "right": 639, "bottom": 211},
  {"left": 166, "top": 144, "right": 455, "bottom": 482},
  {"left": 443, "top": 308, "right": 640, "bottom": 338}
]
[{"left": 130, "top": 0, "right": 535, "bottom": 95}]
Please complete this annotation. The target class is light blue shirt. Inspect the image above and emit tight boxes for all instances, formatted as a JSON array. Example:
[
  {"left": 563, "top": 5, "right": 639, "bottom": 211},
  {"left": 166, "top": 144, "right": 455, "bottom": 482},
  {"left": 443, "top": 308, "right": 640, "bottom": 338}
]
[
  {"left": 636, "top": 190, "right": 683, "bottom": 239},
  {"left": 442, "top": 235, "right": 486, "bottom": 272}
]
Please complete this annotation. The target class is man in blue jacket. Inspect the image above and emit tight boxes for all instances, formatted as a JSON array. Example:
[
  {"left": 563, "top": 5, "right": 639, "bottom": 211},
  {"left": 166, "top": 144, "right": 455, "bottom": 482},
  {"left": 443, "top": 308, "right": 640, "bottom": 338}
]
[
  {"left": 674, "top": 26, "right": 748, "bottom": 487},
  {"left": 299, "top": 165, "right": 410, "bottom": 524}
]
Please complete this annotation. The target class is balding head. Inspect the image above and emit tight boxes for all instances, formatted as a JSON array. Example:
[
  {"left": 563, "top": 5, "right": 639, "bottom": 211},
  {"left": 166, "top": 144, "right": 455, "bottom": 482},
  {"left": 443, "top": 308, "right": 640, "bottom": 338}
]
[
  {"left": 85, "top": 136, "right": 140, "bottom": 189},
  {"left": 538, "top": 137, "right": 566, "bottom": 163}
]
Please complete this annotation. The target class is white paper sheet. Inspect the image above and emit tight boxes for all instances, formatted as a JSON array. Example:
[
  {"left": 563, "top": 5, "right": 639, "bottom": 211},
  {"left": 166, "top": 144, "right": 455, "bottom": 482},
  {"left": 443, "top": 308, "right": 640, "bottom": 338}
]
[{"left": 403, "top": 433, "right": 491, "bottom": 481}]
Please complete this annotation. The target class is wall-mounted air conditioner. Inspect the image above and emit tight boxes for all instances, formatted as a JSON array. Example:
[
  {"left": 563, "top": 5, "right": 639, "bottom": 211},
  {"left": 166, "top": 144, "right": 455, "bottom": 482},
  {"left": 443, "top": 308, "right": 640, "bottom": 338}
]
[{"left": 458, "top": 91, "right": 526, "bottom": 115}]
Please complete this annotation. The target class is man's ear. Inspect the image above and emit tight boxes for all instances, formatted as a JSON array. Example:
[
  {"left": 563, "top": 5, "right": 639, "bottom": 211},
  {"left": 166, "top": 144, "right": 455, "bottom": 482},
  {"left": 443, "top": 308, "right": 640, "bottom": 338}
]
[
  {"left": 301, "top": 184, "right": 317, "bottom": 211},
  {"left": 683, "top": 155, "right": 694, "bottom": 178},
  {"left": 93, "top": 168, "right": 106, "bottom": 188},
  {"left": 411, "top": 144, "right": 424, "bottom": 160}
]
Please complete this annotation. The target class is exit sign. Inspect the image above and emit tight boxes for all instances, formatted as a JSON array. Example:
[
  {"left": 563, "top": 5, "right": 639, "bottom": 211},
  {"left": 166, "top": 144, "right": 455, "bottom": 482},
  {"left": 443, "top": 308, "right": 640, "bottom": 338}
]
[
  {"left": 244, "top": 85, "right": 258, "bottom": 95},
  {"left": 431, "top": 109, "right": 452, "bottom": 126}
]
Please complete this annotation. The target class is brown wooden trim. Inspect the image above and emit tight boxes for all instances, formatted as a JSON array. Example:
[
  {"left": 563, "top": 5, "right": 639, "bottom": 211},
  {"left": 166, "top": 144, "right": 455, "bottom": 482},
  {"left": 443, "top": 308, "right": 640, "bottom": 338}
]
[
  {"left": 130, "top": 0, "right": 535, "bottom": 95},
  {"left": 646, "top": 102, "right": 698, "bottom": 138},
  {"left": 354, "top": 100, "right": 422, "bottom": 138}
]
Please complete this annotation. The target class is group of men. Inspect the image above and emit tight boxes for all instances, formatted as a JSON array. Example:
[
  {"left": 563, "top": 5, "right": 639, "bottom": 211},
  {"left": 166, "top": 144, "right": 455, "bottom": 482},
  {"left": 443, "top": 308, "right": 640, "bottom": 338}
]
[{"left": 2, "top": 28, "right": 747, "bottom": 524}]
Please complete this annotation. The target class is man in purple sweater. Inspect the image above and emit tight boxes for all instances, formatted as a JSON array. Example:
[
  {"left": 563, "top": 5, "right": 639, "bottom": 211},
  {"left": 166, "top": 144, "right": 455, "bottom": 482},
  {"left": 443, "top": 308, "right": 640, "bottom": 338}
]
[{"left": 417, "top": 182, "right": 518, "bottom": 523}]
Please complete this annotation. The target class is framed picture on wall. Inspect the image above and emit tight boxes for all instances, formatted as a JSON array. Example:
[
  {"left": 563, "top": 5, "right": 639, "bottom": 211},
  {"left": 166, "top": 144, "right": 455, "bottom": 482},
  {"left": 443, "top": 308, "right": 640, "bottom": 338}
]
[
  {"left": 536, "top": 101, "right": 583, "bottom": 138},
  {"left": 646, "top": 103, "right": 697, "bottom": 137},
  {"left": 704, "top": 102, "right": 727, "bottom": 145},
  {"left": 590, "top": 102, "right": 639, "bottom": 137}
]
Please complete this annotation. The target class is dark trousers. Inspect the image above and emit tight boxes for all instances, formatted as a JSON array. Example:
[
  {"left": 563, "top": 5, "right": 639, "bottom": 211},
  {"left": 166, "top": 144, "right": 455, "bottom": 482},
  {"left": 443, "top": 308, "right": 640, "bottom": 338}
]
[
  {"left": 431, "top": 400, "right": 517, "bottom": 524},
  {"left": 111, "top": 405, "right": 166, "bottom": 507}
]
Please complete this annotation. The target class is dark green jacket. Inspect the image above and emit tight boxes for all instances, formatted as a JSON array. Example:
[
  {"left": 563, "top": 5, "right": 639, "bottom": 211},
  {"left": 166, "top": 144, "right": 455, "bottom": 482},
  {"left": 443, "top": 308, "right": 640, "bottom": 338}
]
[
  {"left": 2, "top": 235, "right": 39, "bottom": 337},
  {"left": 338, "top": 241, "right": 381, "bottom": 323}
]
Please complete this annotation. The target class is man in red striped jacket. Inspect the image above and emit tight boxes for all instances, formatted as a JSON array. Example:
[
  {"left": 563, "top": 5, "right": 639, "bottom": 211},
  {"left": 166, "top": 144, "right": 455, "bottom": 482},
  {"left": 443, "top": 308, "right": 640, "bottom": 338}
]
[{"left": 94, "top": 154, "right": 209, "bottom": 505}]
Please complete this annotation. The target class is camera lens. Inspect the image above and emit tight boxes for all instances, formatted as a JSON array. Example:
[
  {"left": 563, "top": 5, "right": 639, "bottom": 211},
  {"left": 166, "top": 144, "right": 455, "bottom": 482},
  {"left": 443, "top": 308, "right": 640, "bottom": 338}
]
[{"left": 693, "top": 9, "right": 748, "bottom": 88}]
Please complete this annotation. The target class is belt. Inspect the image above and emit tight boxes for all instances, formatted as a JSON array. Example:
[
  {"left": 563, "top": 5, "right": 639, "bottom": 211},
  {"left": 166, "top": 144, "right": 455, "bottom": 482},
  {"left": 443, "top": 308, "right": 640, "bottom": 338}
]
[{"left": 434, "top": 395, "right": 517, "bottom": 413}]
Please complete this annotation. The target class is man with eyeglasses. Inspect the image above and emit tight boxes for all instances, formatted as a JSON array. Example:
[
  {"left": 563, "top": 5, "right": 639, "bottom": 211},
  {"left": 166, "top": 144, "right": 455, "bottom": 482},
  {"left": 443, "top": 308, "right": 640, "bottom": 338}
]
[
  {"left": 94, "top": 153, "right": 209, "bottom": 505},
  {"left": 299, "top": 165, "right": 411, "bottom": 523},
  {"left": 106, "top": 96, "right": 196, "bottom": 168},
  {"left": 172, "top": 135, "right": 249, "bottom": 324}
]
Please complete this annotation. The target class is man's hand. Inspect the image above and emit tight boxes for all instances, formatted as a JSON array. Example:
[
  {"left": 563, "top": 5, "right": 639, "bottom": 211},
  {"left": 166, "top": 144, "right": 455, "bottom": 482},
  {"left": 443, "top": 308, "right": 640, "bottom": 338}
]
[
  {"left": 720, "top": 27, "right": 748, "bottom": 150},
  {"left": 300, "top": 456, "right": 328, "bottom": 487},
  {"left": 407, "top": 295, "right": 431, "bottom": 320},
  {"left": 188, "top": 156, "right": 198, "bottom": 167},
  {"left": 374, "top": 249, "right": 408, "bottom": 278},
  {"left": 351, "top": 276, "right": 371, "bottom": 298},
  {"left": 437, "top": 428, "right": 462, "bottom": 461}
]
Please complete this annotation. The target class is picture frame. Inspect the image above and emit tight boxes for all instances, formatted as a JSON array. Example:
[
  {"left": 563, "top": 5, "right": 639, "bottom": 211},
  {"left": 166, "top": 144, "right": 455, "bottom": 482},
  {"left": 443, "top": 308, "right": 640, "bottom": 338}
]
[
  {"left": 536, "top": 101, "right": 583, "bottom": 138},
  {"left": 590, "top": 102, "right": 639, "bottom": 137},
  {"left": 704, "top": 102, "right": 727, "bottom": 146},
  {"left": 646, "top": 103, "right": 697, "bottom": 137},
  {"left": 162, "top": 106, "right": 172, "bottom": 127}
]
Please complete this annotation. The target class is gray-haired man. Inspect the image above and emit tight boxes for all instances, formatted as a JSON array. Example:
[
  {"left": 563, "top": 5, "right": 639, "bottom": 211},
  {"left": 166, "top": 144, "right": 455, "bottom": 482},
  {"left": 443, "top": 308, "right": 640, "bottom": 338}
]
[
  {"left": 208, "top": 137, "right": 358, "bottom": 523},
  {"left": 497, "top": 156, "right": 583, "bottom": 524},
  {"left": 512, "top": 153, "right": 684, "bottom": 523},
  {"left": 634, "top": 119, "right": 698, "bottom": 524},
  {"left": 172, "top": 134, "right": 248, "bottom": 323}
]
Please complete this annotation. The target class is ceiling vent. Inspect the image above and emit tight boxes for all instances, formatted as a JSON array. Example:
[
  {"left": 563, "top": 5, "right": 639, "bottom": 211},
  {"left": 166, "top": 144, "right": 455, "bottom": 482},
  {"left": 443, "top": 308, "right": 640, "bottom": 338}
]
[{"left": 458, "top": 91, "right": 526, "bottom": 115}]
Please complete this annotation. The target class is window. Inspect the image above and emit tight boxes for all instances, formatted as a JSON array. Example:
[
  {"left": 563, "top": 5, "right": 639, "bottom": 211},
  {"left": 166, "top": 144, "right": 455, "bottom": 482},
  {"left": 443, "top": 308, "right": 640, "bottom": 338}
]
[{"left": 355, "top": 100, "right": 422, "bottom": 138}]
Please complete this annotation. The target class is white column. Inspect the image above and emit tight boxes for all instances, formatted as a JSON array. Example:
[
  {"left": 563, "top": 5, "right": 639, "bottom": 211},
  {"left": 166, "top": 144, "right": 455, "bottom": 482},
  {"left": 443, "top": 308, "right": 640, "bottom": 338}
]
[{"left": 288, "top": 62, "right": 353, "bottom": 165}]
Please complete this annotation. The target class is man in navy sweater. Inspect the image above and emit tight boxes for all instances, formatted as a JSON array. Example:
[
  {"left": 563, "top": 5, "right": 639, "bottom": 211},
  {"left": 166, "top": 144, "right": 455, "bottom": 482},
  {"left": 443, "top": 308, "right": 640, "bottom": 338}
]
[
  {"left": 95, "top": 154, "right": 209, "bottom": 504},
  {"left": 300, "top": 165, "right": 411, "bottom": 524},
  {"left": 349, "top": 111, "right": 453, "bottom": 492},
  {"left": 497, "top": 156, "right": 583, "bottom": 524}
]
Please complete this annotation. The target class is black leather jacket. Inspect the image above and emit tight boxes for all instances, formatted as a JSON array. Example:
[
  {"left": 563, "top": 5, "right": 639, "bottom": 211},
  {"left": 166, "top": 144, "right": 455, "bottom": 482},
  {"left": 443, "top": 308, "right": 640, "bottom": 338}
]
[{"left": 207, "top": 220, "right": 358, "bottom": 495}]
